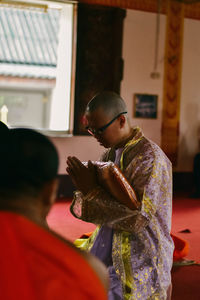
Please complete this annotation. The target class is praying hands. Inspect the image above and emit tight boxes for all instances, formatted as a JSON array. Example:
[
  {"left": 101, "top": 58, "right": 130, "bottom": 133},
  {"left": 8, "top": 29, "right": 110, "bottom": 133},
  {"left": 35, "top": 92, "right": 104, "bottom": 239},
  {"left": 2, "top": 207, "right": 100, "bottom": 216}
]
[{"left": 66, "top": 156, "right": 97, "bottom": 195}]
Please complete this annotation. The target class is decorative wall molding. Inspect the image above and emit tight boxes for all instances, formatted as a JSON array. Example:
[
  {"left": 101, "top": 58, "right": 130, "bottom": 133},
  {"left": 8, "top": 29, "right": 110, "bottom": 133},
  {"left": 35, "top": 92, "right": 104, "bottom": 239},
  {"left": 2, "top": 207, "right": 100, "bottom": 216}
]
[
  {"left": 78, "top": 0, "right": 200, "bottom": 20},
  {"left": 78, "top": 0, "right": 166, "bottom": 12},
  {"left": 161, "top": 0, "right": 184, "bottom": 165}
]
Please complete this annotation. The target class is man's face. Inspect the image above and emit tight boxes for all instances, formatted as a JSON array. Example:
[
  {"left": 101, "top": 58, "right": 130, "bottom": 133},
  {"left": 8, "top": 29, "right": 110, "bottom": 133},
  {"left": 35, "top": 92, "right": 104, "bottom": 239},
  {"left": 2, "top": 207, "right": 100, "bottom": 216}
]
[{"left": 85, "top": 107, "right": 122, "bottom": 148}]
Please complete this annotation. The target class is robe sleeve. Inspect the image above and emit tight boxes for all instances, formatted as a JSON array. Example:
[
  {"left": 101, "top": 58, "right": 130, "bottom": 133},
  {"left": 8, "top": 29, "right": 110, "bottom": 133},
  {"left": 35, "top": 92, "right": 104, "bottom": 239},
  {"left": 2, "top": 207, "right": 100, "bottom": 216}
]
[
  {"left": 70, "top": 144, "right": 172, "bottom": 234},
  {"left": 70, "top": 187, "right": 148, "bottom": 233}
]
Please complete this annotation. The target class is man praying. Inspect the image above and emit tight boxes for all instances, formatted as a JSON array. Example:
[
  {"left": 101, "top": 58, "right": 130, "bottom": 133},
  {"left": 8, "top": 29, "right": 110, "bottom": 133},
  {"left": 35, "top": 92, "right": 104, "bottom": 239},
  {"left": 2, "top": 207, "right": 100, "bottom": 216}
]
[{"left": 67, "top": 91, "right": 174, "bottom": 300}]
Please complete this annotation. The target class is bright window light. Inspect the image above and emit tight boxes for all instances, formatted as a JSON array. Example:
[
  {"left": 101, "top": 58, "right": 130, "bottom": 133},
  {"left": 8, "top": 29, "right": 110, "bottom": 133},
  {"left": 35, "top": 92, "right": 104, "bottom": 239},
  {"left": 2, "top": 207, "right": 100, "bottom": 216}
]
[{"left": 0, "top": 1, "right": 75, "bottom": 135}]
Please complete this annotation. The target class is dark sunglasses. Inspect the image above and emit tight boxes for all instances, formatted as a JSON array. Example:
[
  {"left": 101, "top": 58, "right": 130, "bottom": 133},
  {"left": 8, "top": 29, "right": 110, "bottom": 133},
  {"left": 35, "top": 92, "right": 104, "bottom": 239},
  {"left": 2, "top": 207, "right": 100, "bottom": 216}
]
[{"left": 85, "top": 111, "right": 127, "bottom": 136}]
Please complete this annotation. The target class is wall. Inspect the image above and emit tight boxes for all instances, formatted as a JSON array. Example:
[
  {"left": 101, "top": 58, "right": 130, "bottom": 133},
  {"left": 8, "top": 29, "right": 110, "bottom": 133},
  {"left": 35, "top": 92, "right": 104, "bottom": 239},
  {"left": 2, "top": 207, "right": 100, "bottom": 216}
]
[
  {"left": 177, "top": 18, "right": 200, "bottom": 172},
  {"left": 51, "top": 135, "right": 104, "bottom": 174},
  {"left": 120, "top": 9, "right": 166, "bottom": 146},
  {"left": 52, "top": 9, "right": 200, "bottom": 174}
]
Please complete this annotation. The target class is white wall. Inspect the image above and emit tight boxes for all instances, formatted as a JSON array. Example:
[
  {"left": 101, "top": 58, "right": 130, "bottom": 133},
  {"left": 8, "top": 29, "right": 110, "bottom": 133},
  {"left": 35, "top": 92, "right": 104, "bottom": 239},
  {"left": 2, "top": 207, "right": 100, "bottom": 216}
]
[
  {"left": 120, "top": 10, "right": 166, "bottom": 146},
  {"left": 53, "top": 9, "right": 200, "bottom": 174},
  {"left": 177, "top": 18, "right": 200, "bottom": 172},
  {"left": 51, "top": 135, "right": 104, "bottom": 173}
]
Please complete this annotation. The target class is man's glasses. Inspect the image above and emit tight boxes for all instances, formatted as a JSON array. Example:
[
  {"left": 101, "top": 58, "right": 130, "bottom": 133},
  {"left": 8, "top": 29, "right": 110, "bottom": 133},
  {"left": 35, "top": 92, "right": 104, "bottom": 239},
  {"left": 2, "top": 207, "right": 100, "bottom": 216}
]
[{"left": 85, "top": 112, "right": 127, "bottom": 136}]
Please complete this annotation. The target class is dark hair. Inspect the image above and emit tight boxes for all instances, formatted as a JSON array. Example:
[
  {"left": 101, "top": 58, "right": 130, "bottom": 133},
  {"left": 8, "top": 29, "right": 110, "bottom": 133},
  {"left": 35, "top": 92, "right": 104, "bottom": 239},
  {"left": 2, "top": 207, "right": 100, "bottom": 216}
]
[
  {"left": 86, "top": 91, "right": 127, "bottom": 118},
  {"left": 0, "top": 127, "right": 59, "bottom": 197}
]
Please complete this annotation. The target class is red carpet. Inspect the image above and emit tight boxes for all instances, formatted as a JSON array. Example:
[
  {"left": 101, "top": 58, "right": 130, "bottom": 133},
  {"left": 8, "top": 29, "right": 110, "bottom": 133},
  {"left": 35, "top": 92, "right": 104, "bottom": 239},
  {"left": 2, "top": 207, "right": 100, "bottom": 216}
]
[
  {"left": 47, "top": 200, "right": 96, "bottom": 242},
  {"left": 171, "top": 195, "right": 200, "bottom": 300},
  {"left": 47, "top": 195, "right": 200, "bottom": 300}
]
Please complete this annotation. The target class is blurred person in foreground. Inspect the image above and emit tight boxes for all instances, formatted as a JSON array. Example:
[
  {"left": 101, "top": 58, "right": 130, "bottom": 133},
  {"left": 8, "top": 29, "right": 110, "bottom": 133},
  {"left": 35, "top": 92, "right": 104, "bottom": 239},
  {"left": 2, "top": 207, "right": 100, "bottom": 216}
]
[
  {"left": 0, "top": 121, "right": 108, "bottom": 300},
  {"left": 67, "top": 91, "right": 174, "bottom": 300}
]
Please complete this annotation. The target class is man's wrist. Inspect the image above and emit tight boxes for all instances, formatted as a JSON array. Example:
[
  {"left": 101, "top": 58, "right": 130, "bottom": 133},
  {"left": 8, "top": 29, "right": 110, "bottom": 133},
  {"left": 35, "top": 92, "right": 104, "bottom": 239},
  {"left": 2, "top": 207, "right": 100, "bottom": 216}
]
[{"left": 81, "top": 184, "right": 98, "bottom": 196}]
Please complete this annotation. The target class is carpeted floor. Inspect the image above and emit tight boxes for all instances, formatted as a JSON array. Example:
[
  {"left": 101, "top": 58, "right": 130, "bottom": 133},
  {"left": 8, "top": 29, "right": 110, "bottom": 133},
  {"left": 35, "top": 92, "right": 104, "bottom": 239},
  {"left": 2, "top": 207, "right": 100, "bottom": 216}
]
[
  {"left": 47, "top": 195, "right": 200, "bottom": 300},
  {"left": 171, "top": 195, "right": 200, "bottom": 263},
  {"left": 171, "top": 194, "right": 200, "bottom": 300},
  {"left": 47, "top": 200, "right": 96, "bottom": 242}
]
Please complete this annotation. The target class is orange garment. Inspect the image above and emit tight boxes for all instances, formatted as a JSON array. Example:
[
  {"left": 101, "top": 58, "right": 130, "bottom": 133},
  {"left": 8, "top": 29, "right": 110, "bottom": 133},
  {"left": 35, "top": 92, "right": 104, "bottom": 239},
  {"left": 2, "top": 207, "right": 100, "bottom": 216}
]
[
  {"left": 0, "top": 211, "right": 107, "bottom": 300},
  {"left": 171, "top": 233, "right": 189, "bottom": 261}
]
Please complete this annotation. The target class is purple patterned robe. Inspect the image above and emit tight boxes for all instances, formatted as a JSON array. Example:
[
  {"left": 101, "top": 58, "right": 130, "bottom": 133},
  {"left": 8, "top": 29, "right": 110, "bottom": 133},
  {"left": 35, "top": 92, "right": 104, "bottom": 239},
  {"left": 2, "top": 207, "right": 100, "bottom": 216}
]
[{"left": 71, "top": 127, "right": 174, "bottom": 300}]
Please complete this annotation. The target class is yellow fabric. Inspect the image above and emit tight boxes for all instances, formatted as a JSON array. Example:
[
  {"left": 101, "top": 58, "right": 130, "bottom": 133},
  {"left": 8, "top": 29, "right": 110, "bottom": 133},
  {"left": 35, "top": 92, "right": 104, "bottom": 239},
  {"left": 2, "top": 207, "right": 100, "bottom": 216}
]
[
  {"left": 74, "top": 226, "right": 100, "bottom": 251},
  {"left": 120, "top": 126, "right": 143, "bottom": 171}
]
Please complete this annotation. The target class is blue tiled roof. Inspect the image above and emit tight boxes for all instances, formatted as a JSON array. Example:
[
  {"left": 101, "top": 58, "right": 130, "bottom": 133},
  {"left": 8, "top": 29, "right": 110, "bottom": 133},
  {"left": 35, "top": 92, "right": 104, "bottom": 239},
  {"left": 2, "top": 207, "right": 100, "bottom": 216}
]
[{"left": 0, "top": 7, "right": 60, "bottom": 67}]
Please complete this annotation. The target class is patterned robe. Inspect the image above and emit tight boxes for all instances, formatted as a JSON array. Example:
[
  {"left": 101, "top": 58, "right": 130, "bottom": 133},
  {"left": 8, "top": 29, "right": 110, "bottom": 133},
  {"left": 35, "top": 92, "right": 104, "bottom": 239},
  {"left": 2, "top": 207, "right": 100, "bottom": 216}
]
[{"left": 71, "top": 127, "right": 174, "bottom": 300}]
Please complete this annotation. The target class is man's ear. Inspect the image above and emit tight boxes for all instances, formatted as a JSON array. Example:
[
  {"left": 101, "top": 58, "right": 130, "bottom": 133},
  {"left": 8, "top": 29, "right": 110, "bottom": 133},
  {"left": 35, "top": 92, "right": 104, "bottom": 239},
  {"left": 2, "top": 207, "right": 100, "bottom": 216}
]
[
  {"left": 42, "top": 179, "right": 59, "bottom": 207},
  {"left": 119, "top": 115, "right": 126, "bottom": 128}
]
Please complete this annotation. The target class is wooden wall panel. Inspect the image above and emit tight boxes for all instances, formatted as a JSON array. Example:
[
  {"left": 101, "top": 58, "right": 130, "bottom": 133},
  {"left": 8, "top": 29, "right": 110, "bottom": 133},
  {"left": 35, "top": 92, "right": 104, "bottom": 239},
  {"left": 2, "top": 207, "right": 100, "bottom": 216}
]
[
  {"left": 74, "top": 4, "right": 125, "bottom": 135},
  {"left": 161, "top": 0, "right": 184, "bottom": 165}
]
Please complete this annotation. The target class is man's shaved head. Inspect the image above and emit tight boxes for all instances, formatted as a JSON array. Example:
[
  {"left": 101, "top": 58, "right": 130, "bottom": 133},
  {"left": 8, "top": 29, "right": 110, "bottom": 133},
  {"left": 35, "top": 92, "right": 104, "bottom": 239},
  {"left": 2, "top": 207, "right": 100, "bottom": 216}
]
[{"left": 86, "top": 91, "right": 127, "bottom": 118}]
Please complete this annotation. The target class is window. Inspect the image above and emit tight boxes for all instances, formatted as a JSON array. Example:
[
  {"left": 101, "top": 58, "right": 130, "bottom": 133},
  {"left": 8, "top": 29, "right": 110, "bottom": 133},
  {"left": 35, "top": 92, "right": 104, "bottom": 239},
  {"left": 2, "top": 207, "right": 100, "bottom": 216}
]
[{"left": 0, "top": 0, "right": 76, "bottom": 135}]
